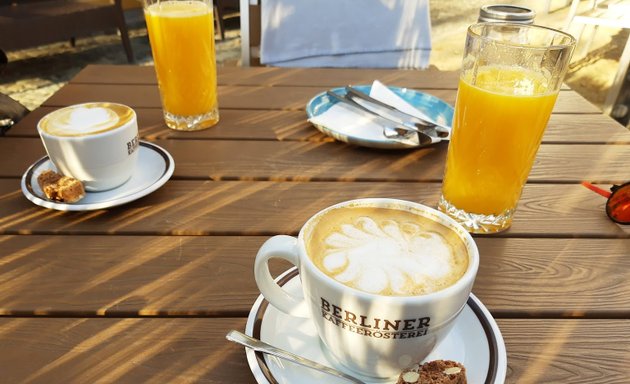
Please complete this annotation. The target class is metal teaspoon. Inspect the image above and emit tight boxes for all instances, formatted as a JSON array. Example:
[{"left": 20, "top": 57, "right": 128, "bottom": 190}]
[{"left": 226, "top": 330, "right": 366, "bottom": 384}]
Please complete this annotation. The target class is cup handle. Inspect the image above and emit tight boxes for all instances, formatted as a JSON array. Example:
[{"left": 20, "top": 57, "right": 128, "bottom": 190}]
[{"left": 254, "top": 235, "right": 303, "bottom": 314}]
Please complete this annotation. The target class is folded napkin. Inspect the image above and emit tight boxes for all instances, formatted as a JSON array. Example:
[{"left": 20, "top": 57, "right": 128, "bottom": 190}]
[
  {"left": 260, "top": 0, "right": 432, "bottom": 68},
  {"left": 308, "top": 80, "right": 438, "bottom": 144}
]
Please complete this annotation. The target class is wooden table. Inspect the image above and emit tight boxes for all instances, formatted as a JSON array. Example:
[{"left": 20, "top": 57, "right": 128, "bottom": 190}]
[{"left": 1, "top": 65, "right": 629, "bottom": 383}]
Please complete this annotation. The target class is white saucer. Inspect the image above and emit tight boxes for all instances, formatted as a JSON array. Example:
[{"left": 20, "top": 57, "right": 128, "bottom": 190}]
[
  {"left": 245, "top": 268, "right": 507, "bottom": 384},
  {"left": 21, "top": 141, "right": 175, "bottom": 211}
]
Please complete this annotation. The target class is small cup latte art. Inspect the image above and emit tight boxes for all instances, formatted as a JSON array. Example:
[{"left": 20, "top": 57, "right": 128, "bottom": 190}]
[
  {"left": 37, "top": 102, "right": 139, "bottom": 192},
  {"left": 39, "top": 103, "right": 135, "bottom": 137}
]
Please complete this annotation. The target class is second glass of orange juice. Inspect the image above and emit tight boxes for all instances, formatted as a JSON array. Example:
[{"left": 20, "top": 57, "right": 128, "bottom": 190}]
[
  {"left": 438, "top": 24, "right": 575, "bottom": 234},
  {"left": 144, "top": 0, "right": 218, "bottom": 130}
]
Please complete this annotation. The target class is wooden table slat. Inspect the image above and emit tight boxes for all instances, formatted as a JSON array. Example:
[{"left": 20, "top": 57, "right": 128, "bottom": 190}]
[
  {"left": 41, "top": 84, "right": 601, "bottom": 114},
  {"left": 70, "top": 65, "right": 464, "bottom": 89},
  {"left": 9, "top": 108, "right": 629, "bottom": 144},
  {"left": 70, "top": 64, "right": 573, "bottom": 91},
  {"left": 0, "top": 317, "right": 629, "bottom": 384},
  {"left": 498, "top": 319, "right": 630, "bottom": 384},
  {"left": 0, "top": 318, "right": 254, "bottom": 384},
  {"left": 0, "top": 235, "right": 628, "bottom": 316},
  {"left": 0, "top": 180, "right": 628, "bottom": 238},
  {"left": 1, "top": 138, "right": 629, "bottom": 183}
]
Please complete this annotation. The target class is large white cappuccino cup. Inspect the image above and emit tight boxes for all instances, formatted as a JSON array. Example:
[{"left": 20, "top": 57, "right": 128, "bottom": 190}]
[
  {"left": 254, "top": 198, "right": 479, "bottom": 379},
  {"left": 37, "top": 102, "right": 139, "bottom": 192}
]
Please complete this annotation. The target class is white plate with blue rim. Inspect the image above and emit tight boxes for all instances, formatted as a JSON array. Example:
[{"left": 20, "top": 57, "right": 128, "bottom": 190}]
[
  {"left": 243, "top": 268, "right": 507, "bottom": 384},
  {"left": 306, "top": 85, "right": 454, "bottom": 149},
  {"left": 21, "top": 141, "right": 174, "bottom": 211}
]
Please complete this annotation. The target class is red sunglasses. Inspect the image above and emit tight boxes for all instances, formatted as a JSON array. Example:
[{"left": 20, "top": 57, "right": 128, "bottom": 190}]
[{"left": 581, "top": 181, "right": 630, "bottom": 224}]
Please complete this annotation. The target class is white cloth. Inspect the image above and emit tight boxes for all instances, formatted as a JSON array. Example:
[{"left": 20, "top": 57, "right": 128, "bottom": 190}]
[{"left": 260, "top": 0, "right": 432, "bottom": 68}]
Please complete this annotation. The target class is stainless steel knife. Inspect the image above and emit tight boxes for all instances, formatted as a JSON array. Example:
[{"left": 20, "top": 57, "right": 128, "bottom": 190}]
[
  {"left": 344, "top": 86, "right": 451, "bottom": 139},
  {"left": 325, "top": 91, "right": 439, "bottom": 147}
]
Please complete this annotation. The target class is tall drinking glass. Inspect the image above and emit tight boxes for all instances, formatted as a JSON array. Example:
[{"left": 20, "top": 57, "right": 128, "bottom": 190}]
[
  {"left": 438, "top": 23, "right": 575, "bottom": 234},
  {"left": 144, "top": 0, "right": 219, "bottom": 131}
]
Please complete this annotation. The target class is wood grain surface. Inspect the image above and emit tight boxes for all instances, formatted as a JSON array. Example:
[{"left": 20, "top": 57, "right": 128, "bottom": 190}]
[
  {"left": 1, "top": 180, "right": 629, "bottom": 238},
  {"left": 69, "top": 64, "right": 574, "bottom": 91},
  {"left": 0, "top": 318, "right": 253, "bottom": 384},
  {"left": 1, "top": 65, "right": 629, "bottom": 383},
  {"left": 499, "top": 319, "right": 630, "bottom": 384},
  {"left": 8, "top": 108, "right": 629, "bottom": 144},
  {"left": 1, "top": 138, "right": 629, "bottom": 183},
  {"left": 0, "top": 235, "right": 628, "bottom": 316},
  {"left": 41, "top": 84, "right": 601, "bottom": 114},
  {"left": 0, "top": 318, "right": 628, "bottom": 384}
]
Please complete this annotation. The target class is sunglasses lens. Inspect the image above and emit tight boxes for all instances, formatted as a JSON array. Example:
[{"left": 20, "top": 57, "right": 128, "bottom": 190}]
[{"left": 606, "top": 184, "right": 630, "bottom": 224}]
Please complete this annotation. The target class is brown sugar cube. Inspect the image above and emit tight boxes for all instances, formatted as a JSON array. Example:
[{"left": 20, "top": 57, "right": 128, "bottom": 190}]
[
  {"left": 37, "top": 169, "right": 62, "bottom": 190},
  {"left": 37, "top": 170, "right": 85, "bottom": 203},
  {"left": 397, "top": 360, "right": 467, "bottom": 384},
  {"left": 42, "top": 183, "right": 61, "bottom": 201},
  {"left": 55, "top": 176, "right": 85, "bottom": 203}
]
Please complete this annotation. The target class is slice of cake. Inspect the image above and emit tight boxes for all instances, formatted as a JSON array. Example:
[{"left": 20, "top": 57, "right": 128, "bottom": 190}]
[
  {"left": 37, "top": 169, "right": 85, "bottom": 203},
  {"left": 397, "top": 360, "right": 466, "bottom": 384}
]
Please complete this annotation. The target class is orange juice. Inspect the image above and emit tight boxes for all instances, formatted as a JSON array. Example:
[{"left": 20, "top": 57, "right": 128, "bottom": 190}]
[
  {"left": 441, "top": 66, "right": 557, "bottom": 215},
  {"left": 145, "top": 0, "right": 218, "bottom": 129}
]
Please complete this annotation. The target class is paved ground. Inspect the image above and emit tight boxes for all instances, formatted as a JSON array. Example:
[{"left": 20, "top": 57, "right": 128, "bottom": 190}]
[
  {"left": 0, "top": 9, "right": 241, "bottom": 110},
  {"left": 0, "top": 1, "right": 627, "bottom": 116}
]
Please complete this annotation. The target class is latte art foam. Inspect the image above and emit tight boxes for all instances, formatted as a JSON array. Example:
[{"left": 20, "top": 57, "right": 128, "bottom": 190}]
[
  {"left": 307, "top": 207, "right": 468, "bottom": 296},
  {"left": 39, "top": 103, "right": 135, "bottom": 137}
]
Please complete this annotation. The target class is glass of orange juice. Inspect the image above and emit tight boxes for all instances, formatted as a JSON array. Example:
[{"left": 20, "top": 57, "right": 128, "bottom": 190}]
[
  {"left": 438, "top": 24, "right": 575, "bottom": 234},
  {"left": 144, "top": 0, "right": 219, "bottom": 130}
]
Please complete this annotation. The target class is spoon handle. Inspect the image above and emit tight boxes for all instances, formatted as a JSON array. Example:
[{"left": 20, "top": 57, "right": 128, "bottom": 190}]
[{"left": 226, "top": 330, "right": 366, "bottom": 384}]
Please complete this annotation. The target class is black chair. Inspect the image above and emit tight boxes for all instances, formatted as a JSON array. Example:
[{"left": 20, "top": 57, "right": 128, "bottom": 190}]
[
  {"left": 0, "top": 0, "right": 134, "bottom": 63},
  {"left": 0, "top": 93, "right": 29, "bottom": 136},
  {"left": 214, "top": 0, "right": 239, "bottom": 40}
]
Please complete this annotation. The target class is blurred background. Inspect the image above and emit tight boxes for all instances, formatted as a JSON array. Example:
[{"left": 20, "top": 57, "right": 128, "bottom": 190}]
[{"left": 1, "top": 0, "right": 628, "bottom": 126}]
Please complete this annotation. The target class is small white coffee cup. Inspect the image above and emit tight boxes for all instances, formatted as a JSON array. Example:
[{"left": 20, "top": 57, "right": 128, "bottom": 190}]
[
  {"left": 37, "top": 102, "right": 139, "bottom": 192},
  {"left": 254, "top": 198, "right": 479, "bottom": 379}
]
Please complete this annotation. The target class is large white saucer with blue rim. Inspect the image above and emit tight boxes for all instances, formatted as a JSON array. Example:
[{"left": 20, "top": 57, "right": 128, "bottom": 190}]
[{"left": 306, "top": 85, "right": 454, "bottom": 149}]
